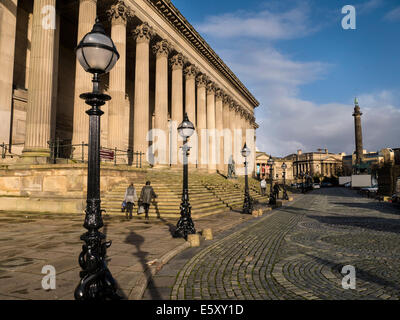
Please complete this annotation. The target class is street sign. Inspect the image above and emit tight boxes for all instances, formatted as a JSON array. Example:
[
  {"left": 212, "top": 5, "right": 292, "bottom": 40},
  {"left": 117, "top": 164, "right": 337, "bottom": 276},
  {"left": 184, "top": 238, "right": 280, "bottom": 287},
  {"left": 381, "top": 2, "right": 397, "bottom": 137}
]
[{"left": 100, "top": 149, "right": 114, "bottom": 161}]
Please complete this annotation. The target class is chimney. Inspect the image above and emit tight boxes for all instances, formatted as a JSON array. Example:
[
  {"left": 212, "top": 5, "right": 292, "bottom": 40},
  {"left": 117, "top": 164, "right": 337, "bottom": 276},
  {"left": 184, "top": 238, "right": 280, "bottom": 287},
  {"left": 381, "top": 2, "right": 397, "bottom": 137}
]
[{"left": 325, "top": 148, "right": 328, "bottom": 154}]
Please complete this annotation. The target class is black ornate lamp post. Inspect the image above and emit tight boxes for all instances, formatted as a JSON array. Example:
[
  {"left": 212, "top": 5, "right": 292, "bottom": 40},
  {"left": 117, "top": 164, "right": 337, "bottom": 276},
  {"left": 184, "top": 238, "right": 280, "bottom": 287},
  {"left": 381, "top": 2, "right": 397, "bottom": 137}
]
[
  {"left": 174, "top": 113, "right": 196, "bottom": 240},
  {"left": 300, "top": 171, "right": 305, "bottom": 194},
  {"left": 268, "top": 156, "right": 275, "bottom": 205},
  {"left": 281, "top": 162, "right": 289, "bottom": 200},
  {"left": 242, "top": 143, "right": 253, "bottom": 214},
  {"left": 74, "top": 18, "right": 120, "bottom": 300}
]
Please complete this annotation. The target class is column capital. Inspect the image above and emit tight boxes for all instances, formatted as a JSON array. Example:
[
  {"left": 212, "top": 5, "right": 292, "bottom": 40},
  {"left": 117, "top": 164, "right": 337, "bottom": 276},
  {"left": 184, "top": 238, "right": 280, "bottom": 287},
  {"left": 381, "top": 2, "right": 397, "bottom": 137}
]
[
  {"left": 223, "top": 94, "right": 232, "bottom": 105},
  {"left": 153, "top": 39, "right": 172, "bottom": 58},
  {"left": 216, "top": 88, "right": 224, "bottom": 101},
  {"left": 234, "top": 104, "right": 242, "bottom": 113},
  {"left": 107, "top": 1, "right": 134, "bottom": 26},
  {"left": 184, "top": 64, "right": 199, "bottom": 80},
  {"left": 170, "top": 53, "right": 186, "bottom": 70},
  {"left": 206, "top": 81, "right": 216, "bottom": 95},
  {"left": 229, "top": 100, "right": 236, "bottom": 111},
  {"left": 196, "top": 74, "right": 208, "bottom": 88},
  {"left": 133, "top": 22, "right": 154, "bottom": 43}
]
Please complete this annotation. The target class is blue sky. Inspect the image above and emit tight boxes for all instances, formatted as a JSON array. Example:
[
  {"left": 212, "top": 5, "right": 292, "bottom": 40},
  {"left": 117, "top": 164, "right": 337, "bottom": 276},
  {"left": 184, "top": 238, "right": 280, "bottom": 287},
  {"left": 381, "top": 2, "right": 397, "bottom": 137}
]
[{"left": 173, "top": 0, "right": 400, "bottom": 157}]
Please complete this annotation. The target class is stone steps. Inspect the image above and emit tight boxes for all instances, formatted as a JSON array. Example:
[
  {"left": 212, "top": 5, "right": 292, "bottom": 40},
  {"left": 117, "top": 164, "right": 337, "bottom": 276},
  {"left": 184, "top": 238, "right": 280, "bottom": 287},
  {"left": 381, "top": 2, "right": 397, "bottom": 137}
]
[{"left": 101, "top": 170, "right": 268, "bottom": 218}]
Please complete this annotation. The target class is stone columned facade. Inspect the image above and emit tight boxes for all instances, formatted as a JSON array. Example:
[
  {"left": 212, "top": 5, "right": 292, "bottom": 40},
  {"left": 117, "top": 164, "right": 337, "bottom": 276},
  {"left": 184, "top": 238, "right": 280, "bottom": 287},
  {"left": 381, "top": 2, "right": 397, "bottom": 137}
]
[{"left": 0, "top": 0, "right": 259, "bottom": 174}]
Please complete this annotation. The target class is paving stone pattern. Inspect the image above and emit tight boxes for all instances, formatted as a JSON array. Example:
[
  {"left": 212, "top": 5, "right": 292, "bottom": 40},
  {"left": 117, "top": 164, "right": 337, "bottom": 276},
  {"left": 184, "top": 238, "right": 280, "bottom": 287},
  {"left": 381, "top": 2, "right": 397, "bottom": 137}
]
[
  {"left": 150, "top": 188, "right": 400, "bottom": 300},
  {"left": 0, "top": 209, "right": 254, "bottom": 300}
]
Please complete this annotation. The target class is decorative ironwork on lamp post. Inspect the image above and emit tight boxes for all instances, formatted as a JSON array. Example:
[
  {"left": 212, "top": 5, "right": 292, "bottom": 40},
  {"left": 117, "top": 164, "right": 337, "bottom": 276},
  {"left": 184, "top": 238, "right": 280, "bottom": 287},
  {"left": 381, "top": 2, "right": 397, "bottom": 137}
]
[
  {"left": 174, "top": 113, "right": 196, "bottom": 240},
  {"left": 242, "top": 143, "right": 253, "bottom": 214},
  {"left": 268, "top": 156, "right": 276, "bottom": 205},
  {"left": 300, "top": 171, "right": 305, "bottom": 194},
  {"left": 74, "top": 18, "right": 120, "bottom": 300},
  {"left": 281, "top": 162, "right": 289, "bottom": 200}
]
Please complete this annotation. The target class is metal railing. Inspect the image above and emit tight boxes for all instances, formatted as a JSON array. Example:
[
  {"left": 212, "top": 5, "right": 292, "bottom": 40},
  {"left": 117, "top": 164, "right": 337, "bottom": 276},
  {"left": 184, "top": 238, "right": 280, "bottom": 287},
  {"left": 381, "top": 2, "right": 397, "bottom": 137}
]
[
  {"left": 47, "top": 139, "right": 144, "bottom": 168},
  {"left": 1, "top": 142, "right": 25, "bottom": 159}
]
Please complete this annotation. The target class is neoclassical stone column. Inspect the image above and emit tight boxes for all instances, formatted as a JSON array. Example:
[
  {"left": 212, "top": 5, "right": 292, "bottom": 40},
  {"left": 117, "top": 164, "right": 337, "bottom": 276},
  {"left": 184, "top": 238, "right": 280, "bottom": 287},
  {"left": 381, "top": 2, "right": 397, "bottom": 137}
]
[
  {"left": 170, "top": 53, "right": 185, "bottom": 166},
  {"left": 107, "top": 1, "right": 132, "bottom": 160},
  {"left": 228, "top": 100, "right": 236, "bottom": 167},
  {"left": 21, "top": 0, "right": 57, "bottom": 163},
  {"left": 72, "top": 0, "right": 97, "bottom": 160},
  {"left": 234, "top": 105, "right": 244, "bottom": 174},
  {"left": 222, "top": 95, "right": 231, "bottom": 173},
  {"left": 215, "top": 89, "right": 224, "bottom": 173},
  {"left": 206, "top": 81, "right": 216, "bottom": 173},
  {"left": 245, "top": 114, "right": 256, "bottom": 177},
  {"left": 184, "top": 64, "right": 198, "bottom": 167},
  {"left": 0, "top": 0, "right": 18, "bottom": 148},
  {"left": 153, "top": 39, "right": 171, "bottom": 167},
  {"left": 184, "top": 64, "right": 198, "bottom": 125},
  {"left": 251, "top": 119, "right": 257, "bottom": 177},
  {"left": 133, "top": 22, "right": 154, "bottom": 162},
  {"left": 196, "top": 74, "right": 208, "bottom": 170}
]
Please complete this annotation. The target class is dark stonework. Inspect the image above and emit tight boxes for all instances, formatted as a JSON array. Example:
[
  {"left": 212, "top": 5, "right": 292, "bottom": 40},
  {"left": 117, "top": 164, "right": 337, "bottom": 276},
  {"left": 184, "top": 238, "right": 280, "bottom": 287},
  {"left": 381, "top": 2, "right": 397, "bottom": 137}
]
[{"left": 353, "top": 98, "right": 363, "bottom": 166}]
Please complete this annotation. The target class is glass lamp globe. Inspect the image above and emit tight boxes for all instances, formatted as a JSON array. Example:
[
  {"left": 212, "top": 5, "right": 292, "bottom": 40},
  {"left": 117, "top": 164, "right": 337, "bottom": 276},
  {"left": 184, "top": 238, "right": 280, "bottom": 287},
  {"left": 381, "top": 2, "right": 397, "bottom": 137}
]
[
  {"left": 241, "top": 143, "right": 251, "bottom": 158},
  {"left": 281, "top": 162, "right": 287, "bottom": 170},
  {"left": 267, "top": 157, "right": 274, "bottom": 166},
  {"left": 178, "top": 113, "right": 195, "bottom": 138},
  {"left": 76, "top": 18, "right": 120, "bottom": 74}
]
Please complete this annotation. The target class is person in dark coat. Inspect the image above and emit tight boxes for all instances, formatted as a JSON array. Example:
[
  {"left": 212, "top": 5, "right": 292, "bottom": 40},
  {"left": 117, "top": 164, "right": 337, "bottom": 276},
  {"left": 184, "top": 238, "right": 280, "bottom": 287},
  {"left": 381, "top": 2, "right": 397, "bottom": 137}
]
[
  {"left": 139, "top": 181, "right": 157, "bottom": 220},
  {"left": 273, "top": 183, "right": 281, "bottom": 200}
]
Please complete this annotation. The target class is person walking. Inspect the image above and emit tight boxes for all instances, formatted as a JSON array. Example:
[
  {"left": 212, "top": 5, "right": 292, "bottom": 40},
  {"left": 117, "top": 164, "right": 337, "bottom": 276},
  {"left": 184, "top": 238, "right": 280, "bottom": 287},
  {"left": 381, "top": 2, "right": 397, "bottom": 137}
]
[
  {"left": 139, "top": 181, "right": 157, "bottom": 220},
  {"left": 260, "top": 178, "right": 267, "bottom": 196},
  {"left": 273, "top": 183, "right": 281, "bottom": 200},
  {"left": 124, "top": 183, "right": 138, "bottom": 219}
]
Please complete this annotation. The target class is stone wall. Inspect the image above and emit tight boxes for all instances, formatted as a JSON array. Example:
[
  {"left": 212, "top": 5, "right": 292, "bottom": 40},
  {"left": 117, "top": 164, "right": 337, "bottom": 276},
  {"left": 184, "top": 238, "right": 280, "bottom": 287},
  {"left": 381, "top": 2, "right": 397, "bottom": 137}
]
[{"left": 0, "top": 163, "right": 146, "bottom": 214}]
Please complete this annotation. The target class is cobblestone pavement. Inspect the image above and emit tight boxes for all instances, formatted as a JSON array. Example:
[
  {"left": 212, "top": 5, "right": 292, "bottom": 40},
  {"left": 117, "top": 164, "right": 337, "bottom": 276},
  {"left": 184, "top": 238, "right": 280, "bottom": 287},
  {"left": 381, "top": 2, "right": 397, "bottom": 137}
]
[
  {"left": 144, "top": 188, "right": 400, "bottom": 300},
  {"left": 0, "top": 207, "right": 255, "bottom": 300}
]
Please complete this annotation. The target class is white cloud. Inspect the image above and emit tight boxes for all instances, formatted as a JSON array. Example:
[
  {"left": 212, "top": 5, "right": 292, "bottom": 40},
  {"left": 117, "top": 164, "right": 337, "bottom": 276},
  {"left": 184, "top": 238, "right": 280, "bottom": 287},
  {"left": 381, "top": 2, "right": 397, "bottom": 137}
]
[
  {"left": 255, "top": 93, "right": 400, "bottom": 157},
  {"left": 384, "top": 6, "right": 400, "bottom": 22},
  {"left": 196, "top": 3, "right": 315, "bottom": 40},
  {"left": 194, "top": 1, "right": 400, "bottom": 157},
  {"left": 358, "top": 0, "right": 384, "bottom": 14}
]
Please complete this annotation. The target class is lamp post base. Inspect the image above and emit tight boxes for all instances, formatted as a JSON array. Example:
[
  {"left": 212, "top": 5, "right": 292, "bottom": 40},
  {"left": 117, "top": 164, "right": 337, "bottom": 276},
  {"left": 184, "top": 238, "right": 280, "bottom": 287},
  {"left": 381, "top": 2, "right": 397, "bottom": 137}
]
[
  {"left": 269, "top": 194, "right": 276, "bottom": 206},
  {"left": 74, "top": 230, "right": 121, "bottom": 300},
  {"left": 242, "top": 193, "right": 253, "bottom": 214}
]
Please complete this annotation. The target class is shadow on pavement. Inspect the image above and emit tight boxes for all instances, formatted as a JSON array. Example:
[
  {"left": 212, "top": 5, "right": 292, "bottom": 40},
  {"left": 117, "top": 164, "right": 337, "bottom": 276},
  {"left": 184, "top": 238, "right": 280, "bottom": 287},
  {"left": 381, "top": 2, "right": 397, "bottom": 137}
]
[
  {"left": 307, "top": 214, "right": 400, "bottom": 234},
  {"left": 333, "top": 202, "right": 400, "bottom": 215},
  {"left": 124, "top": 229, "right": 162, "bottom": 300},
  {"left": 158, "top": 216, "right": 177, "bottom": 237},
  {"left": 102, "top": 221, "right": 129, "bottom": 300}
]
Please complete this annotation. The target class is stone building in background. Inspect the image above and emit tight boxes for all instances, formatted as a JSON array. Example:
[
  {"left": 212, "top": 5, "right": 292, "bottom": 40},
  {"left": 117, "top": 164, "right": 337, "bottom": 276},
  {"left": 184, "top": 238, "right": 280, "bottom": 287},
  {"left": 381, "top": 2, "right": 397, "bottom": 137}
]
[
  {"left": 0, "top": 0, "right": 259, "bottom": 174},
  {"left": 284, "top": 149, "right": 344, "bottom": 179}
]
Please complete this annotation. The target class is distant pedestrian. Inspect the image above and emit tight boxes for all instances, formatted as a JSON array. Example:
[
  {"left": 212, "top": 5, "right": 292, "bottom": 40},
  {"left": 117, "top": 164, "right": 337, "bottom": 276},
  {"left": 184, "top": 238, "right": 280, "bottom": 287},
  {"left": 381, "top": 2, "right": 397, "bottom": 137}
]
[
  {"left": 260, "top": 178, "right": 267, "bottom": 196},
  {"left": 124, "top": 183, "right": 138, "bottom": 219},
  {"left": 139, "top": 181, "right": 157, "bottom": 220},
  {"left": 273, "top": 183, "right": 281, "bottom": 200}
]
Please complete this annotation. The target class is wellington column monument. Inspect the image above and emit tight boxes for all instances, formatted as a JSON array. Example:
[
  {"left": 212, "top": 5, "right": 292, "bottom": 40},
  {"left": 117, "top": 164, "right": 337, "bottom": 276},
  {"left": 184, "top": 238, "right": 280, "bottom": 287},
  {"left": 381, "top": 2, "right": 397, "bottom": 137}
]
[{"left": 352, "top": 97, "right": 364, "bottom": 168}]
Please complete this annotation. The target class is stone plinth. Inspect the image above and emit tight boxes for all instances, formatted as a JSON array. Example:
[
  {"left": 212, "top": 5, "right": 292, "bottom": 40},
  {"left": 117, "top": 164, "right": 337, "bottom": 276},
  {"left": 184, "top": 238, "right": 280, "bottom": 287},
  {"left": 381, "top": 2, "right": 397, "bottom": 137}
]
[
  {"left": 0, "top": 164, "right": 145, "bottom": 214},
  {"left": 202, "top": 228, "right": 213, "bottom": 240},
  {"left": 188, "top": 234, "right": 200, "bottom": 247}
]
